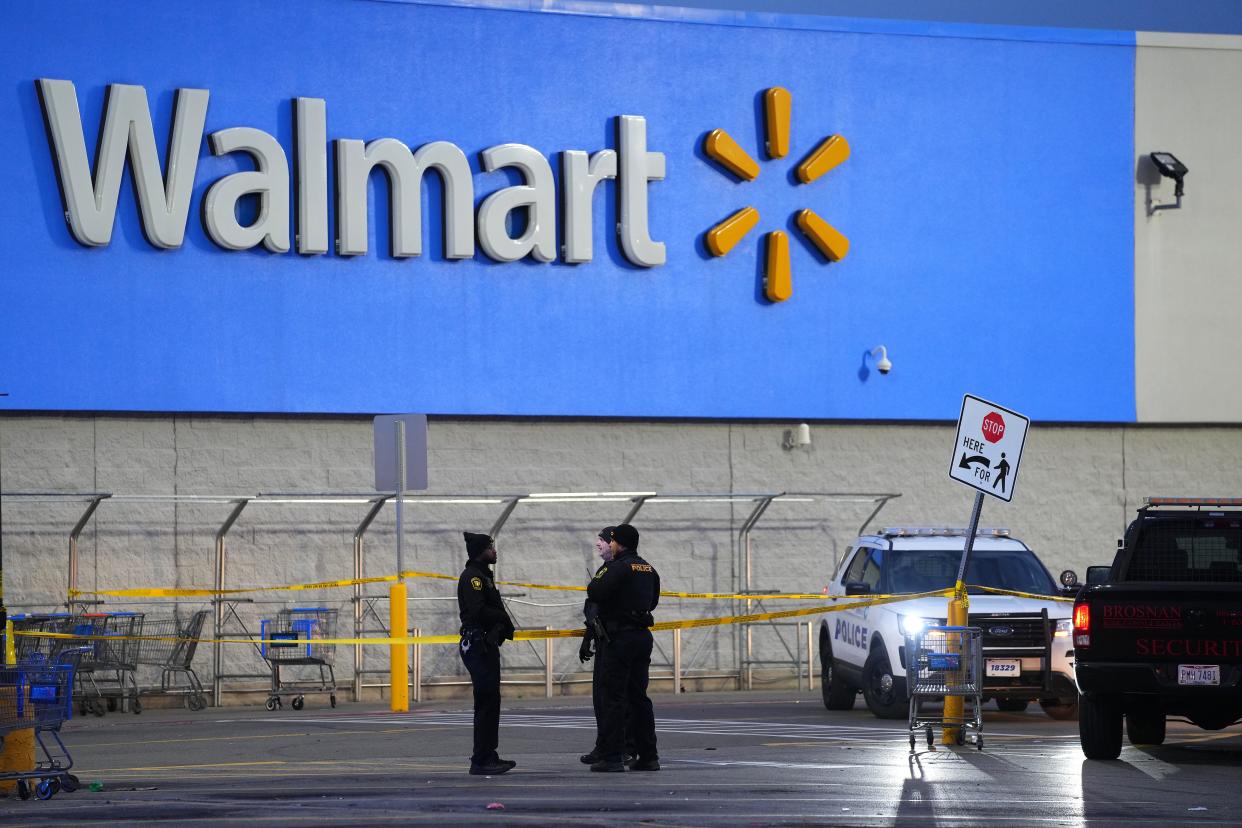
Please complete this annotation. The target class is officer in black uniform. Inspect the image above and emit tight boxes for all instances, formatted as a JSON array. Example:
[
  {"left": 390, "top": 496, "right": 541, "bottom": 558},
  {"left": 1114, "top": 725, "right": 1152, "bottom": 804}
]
[
  {"left": 579, "top": 525, "right": 635, "bottom": 765},
  {"left": 587, "top": 523, "right": 660, "bottom": 772},
  {"left": 457, "top": 531, "right": 517, "bottom": 775}
]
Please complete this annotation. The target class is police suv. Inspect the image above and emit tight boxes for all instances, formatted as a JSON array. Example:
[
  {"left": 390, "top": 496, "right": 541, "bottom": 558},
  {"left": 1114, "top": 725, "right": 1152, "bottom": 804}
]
[{"left": 820, "top": 527, "right": 1078, "bottom": 719}]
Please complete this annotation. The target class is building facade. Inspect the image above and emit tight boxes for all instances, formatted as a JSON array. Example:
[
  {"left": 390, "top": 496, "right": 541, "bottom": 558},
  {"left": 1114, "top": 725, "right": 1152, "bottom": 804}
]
[{"left": 2, "top": 1, "right": 1240, "bottom": 696}]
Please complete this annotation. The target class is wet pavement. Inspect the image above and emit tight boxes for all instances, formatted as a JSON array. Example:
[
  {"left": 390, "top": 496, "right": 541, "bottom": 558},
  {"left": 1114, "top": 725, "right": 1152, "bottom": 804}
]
[{"left": 4, "top": 691, "right": 1242, "bottom": 826}]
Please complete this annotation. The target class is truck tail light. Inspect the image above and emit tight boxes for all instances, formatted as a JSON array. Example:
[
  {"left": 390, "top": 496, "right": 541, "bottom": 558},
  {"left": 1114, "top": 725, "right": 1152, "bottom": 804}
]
[{"left": 1072, "top": 602, "right": 1090, "bottom": 647}]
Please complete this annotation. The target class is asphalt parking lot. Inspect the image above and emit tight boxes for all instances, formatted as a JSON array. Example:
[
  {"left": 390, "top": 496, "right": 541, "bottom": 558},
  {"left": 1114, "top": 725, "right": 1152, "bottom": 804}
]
[{"left": 4, "top": 691, "right": 1242, "bottom": 827}]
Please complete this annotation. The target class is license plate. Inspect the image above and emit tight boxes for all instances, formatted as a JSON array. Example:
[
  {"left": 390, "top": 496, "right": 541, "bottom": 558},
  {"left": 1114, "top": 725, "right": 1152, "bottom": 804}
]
[
  {"left": 1178, "top": 664, "right": 1220, "bottom": 686},
  {"left": 985, "top": 658, "right": 1020, "bottom": 677}
]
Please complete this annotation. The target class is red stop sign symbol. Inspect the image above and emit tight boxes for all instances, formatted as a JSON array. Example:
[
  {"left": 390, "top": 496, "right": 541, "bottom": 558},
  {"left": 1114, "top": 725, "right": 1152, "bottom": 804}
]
[{"left": 981, "top": 411, "right": 1006, "bottom": 443}]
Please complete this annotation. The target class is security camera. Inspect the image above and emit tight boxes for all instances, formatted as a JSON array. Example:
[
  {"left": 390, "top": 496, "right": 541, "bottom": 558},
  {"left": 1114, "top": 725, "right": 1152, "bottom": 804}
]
[{"left": 871, "top": 345, "right": 892, "bottom": 375}]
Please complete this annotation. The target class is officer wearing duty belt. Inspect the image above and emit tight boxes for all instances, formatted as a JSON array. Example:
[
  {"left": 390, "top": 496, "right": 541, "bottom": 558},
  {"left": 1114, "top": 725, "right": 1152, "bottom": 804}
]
[
  {"left": 457, "top": 531, "right": 517, "bottom": 775},
  {"left": 586, "top": 523, "right": 660, "bottom": 772}
]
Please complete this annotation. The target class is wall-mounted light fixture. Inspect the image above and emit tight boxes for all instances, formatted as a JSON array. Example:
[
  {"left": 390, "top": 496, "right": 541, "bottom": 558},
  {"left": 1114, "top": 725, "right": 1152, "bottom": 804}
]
[
  {"left": 1149, "top": 151, "right": 1188, "bottom": 214},
  {"left": 782, "top": 422, "right": 811, "bottom": 451},
  {"left": 870, "top": 346, "right": 892, "bottom": 375}
]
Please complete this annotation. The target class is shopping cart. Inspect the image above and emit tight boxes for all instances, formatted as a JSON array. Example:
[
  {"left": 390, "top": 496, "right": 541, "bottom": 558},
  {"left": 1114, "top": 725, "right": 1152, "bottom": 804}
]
[
  {"left": 0, "top": 647, "right": 90, "bottom": 801},
  {"left": 10, "top": 614, "right": 76, "bottom": 664},
  {"left": 73, "top": 612, "right": 144, "bottom": 716},
  {"left": 905, "top": 625, "right": 984, "bottom": 751},
  {"left": 135, "top": 610, "right": 210, "bottom": 711},
  {"left": 259, "top": 608, "right": 338, "bottom": 711}
]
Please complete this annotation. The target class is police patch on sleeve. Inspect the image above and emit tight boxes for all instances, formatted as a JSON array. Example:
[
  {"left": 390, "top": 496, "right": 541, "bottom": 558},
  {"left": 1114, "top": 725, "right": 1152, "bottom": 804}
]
[
  {"left": 470, "top": 577, "right": 483, "bottom": 591},
  {"left": 594, "top": 566, "right": 607, "bottom": 579}
]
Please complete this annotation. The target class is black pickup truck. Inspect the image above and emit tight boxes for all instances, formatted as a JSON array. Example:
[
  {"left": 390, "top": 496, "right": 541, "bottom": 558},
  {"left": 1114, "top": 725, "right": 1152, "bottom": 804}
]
[{"left": 1073, "top": 498, "right": 1242, "bottom": 759}]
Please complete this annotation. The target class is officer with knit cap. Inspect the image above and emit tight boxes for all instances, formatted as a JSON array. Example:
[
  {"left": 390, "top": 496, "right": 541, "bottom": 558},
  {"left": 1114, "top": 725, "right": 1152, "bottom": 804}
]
[
  {"left": 587, "top": 524, "right": 661, "bottom": 772},
  {"left": 457, "top": 531, "right": 516, "bottom": 775},
  {"left": 579, "top": 526, "right": 636, "bottom": 765}
]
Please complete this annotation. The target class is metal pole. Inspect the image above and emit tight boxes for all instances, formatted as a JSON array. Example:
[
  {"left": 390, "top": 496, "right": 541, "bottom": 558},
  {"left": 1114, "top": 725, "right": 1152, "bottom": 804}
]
[
  {"left": 673, "top": 628, "right": 682, "bottom": 694},
  {"left": 390, "top": 422, "right": 411, "bottom": 714},
  {"left": 797, "top": 623, "right": 804, "bottom": 692},
  {"left": 807, "top": 621, "right": 816, "bottom": 691},
  {"left": 67, "top": 495, "right": 109, "bottom": 609},
  {"left": 737, "top": 495, "right": 778, "bottom": 690},
  {"left": 212, "top": 499, "right": 249, "bottom": 708},
  {"left": 544, "top": 627, "right": 554, "bottom": 699},
  {"left": 955, "top": 492, "right": 986, "bottom": 595},
  {"left": 395, "top": 420, "right": 405, "bottom": 577},
  {"left": 413, "top": 627, "right": 422, "bottom": 703},
  {"left": 353, "top": 496, "right": 390, "bottom": 702},
  {"left": 943, "top": 491, "right": 984, "bottom": 745}
]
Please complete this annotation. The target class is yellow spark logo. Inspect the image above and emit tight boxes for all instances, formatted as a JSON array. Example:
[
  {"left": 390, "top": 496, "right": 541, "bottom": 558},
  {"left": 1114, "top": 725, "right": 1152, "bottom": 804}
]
[{"left": 703, "top": 87, "right": 850, "bottom": 303}]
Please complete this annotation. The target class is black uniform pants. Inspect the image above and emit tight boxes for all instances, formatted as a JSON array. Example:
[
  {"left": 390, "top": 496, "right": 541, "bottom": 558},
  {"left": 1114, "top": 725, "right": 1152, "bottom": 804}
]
[
  {"left": 597, "top": 628, "right": 657, "bottom": 761},
  {"left": 592, "top": 640, "right": 637, "bottom": 755},
  {"left": 460, "top": 636, "right": 501, "bottom": 765}
]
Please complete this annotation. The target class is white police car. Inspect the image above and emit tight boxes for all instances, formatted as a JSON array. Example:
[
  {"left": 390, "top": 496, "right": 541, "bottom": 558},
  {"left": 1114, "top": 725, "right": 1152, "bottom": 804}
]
[{"left": 819, "top": 527, "right": 1078, "bottom": 719}]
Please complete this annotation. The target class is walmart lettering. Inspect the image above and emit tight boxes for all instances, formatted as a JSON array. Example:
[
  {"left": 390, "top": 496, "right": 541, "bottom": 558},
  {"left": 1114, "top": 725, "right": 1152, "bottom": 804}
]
[{"left": 37, "top": 79, "right": 666, "bottom": 266}]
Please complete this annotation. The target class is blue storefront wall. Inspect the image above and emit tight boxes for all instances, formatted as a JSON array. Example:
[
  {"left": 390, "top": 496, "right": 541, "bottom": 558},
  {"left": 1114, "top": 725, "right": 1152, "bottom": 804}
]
[{"left": 0, "top": 1, "right": 1135, "bottom": 420}]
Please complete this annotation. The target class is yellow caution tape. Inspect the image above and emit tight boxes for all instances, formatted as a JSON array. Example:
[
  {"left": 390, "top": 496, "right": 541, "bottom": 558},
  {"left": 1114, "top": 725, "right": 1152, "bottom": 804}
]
[
  {"left": 68, "top": 571, "right": 831, "bottom": 601},
  {"left": 67, "top": 569, "right": 1073, "bottom": 607},
  {"left": 16, "top": 588, "right": 954, "bottom": 648},
  {"left": 973, "top": 585, "right": 1074, "bottom": 603}
]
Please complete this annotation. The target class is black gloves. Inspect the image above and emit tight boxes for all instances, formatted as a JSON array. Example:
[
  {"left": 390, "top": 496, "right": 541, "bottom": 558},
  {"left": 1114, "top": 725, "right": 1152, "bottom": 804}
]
[
  {"left": 485, "top": 625, "right": 503, "bottom": 648},
  {"left": 578, "top": 633, "right": 595, "bottom": 663}
]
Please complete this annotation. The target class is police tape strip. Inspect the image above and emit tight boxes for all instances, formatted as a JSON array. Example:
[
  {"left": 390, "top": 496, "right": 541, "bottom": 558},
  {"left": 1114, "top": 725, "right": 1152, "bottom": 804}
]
[
  {"left": 66, "top": 571, "right": 1068, "bottom": 605},
  {"left": 68, "top": 570, "right": 842, "bottom": 602},
  {"left": 15, "top": 588, "right": 955, "bottom": 648},
  {"left": 973, "top": 585, "right": 1074, "bottom": 603}
]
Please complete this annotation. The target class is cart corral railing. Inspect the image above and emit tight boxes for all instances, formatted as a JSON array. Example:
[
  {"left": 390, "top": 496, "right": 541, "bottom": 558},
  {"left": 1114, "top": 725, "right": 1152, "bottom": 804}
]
[{"left": 1, "top": 490, "right": 900, "bottom": 707}]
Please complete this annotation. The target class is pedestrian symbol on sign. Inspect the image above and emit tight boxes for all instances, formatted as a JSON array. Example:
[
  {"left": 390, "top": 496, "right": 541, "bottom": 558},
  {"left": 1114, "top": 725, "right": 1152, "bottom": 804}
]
[{"left": 992, "top": 453, "right": 1010, "bottom": 494}]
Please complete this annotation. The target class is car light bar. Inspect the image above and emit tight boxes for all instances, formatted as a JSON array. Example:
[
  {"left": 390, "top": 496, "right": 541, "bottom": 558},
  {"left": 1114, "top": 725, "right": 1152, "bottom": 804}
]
[
  {"left": 1145, "top": 497, "right": 1242, "bottom": 506},
  {"left": 880, "top": 527, "right": 1010, "bottom": 538}
]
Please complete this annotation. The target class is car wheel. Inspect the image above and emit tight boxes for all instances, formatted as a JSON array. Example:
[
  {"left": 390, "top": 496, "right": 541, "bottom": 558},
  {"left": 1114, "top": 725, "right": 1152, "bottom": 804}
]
[
  {"left": 1126, "top": 708, "right": 1166, "bottom": 746},
  {"left": 1079, "top": 693, "right": 1122, "bottom": 759},
  {"left": 996, "top": 699, "right": 1029, "bottom": 713},
  {"left": 1040, "top": 698, "right": 1079, "bottom": 721},
  {"left": 861, "top": 645, "right": 906, "bottom": 719},
  {"left": 819, "top": 632, "right": 855, "bottom": 711}
]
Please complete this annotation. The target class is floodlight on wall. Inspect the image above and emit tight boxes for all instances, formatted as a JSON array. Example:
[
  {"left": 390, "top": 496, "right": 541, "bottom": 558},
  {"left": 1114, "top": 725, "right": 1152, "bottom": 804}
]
[
  {"left": 1149, "top": 151, "right": 1188, "bottom": 213},
  {"left": 782, "top": 422, "right": 812, "bottom": 451}
]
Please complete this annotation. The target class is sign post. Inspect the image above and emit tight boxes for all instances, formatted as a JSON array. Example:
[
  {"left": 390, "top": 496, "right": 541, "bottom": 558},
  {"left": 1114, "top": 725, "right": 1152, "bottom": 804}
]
[
  {"left": 373, "top": 414, "right": 428, "bottom": 713},
  {"left": 942, "top": 394, "right": 1029, "bottom": 745}
]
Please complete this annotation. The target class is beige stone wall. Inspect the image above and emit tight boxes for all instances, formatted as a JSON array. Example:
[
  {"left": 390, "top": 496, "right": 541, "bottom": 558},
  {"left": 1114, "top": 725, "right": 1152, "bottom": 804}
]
[
  {"left": 3, "top": 415, "right": 1240, "bottom": 692},
  {"left": 1135, "top": 33, "right": 1242, "bottom": 422}
]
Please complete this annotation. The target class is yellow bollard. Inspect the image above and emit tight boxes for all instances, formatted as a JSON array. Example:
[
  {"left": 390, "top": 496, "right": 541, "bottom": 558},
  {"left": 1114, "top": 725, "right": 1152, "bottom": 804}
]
[
  {"left": 941, "top": 585, "right": 969, "bottom": 745},
  {"left": 0, "top": 727, "right": 34, "bottom": 794},
  {"left": 389, "top": 582, "right": 409, "bottom": 713},
  {"left": 0, "top": 620, "right": 34, "bottom": 792}
]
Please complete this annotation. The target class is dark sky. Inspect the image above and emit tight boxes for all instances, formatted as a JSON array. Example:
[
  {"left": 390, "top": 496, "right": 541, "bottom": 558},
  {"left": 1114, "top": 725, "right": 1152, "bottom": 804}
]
[{"left": 636, "top": 0, "right": 1242, "bottom": 35}]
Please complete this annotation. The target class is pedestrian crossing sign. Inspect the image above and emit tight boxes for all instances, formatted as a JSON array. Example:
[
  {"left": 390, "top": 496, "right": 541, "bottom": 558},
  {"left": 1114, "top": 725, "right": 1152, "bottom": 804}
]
[{"left": 948, "top": 395, "right": 1029, "bottom": 503}]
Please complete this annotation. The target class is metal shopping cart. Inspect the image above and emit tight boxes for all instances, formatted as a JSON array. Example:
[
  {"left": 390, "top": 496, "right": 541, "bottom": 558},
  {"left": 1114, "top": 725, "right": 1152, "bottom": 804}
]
[
  {"left": 0, "top": 647, "right": 90, "bottom": 801},
  {"left": 10, "top": 614, "right": 75, "bottom": 664},
  {"left": 72, "top": 612, "right": 144, "bottom": 716},
  {"left": 135, "top": 610, "right": 210, "bottom": 711},
  {"left": 905, "top": 625, "right": 984, "bottom": 751},
  {"left": 259, "top": 608, "right": 338, "bottom": 711}
]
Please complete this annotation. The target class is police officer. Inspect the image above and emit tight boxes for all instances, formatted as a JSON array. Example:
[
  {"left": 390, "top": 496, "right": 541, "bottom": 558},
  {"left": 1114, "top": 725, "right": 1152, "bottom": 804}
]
[
  {"left": 457, "top": 531, "right": 517, "bottom": 775},
  {"left": 579, "top": 525, "right": 635, "bottom": 765},
  {"left": 587, "top": 523, "right": 660, "bottom": 772}
]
